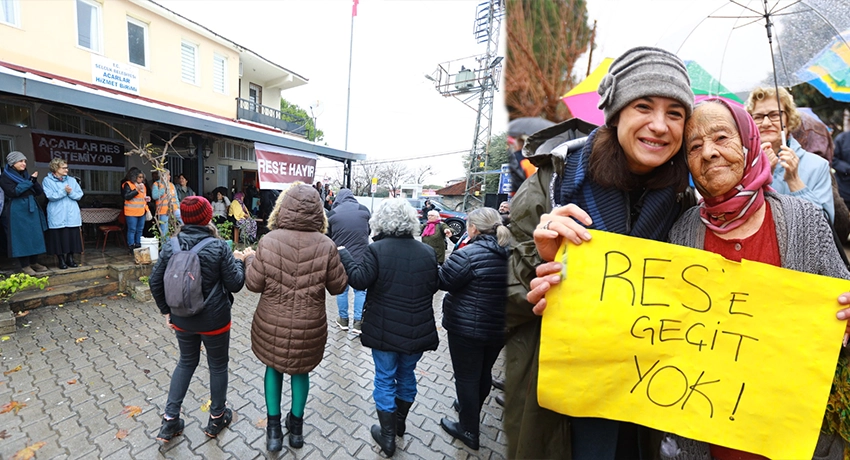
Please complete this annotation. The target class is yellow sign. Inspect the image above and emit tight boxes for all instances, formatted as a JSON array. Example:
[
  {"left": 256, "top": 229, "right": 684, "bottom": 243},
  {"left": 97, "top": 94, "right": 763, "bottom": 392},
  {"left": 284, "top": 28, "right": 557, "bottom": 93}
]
[
  {"left": 371, "top": 177, "right": 378, "bottom": 185},
  {"left": 539, "top": 230, "right": 847, "bottom": 459}
]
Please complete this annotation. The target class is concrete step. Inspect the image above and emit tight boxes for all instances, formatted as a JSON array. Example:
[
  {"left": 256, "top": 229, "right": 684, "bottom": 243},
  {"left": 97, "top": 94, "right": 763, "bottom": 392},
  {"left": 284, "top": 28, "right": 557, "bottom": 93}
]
[
  {"left": 8, "top": 277, "right": 120, "bottom": 312},
  {"left": 17, "top": 265, "right": 111, "bottom": 292},
  {"left": 129, "top": 280, "right": 152, "bottom": 302}
]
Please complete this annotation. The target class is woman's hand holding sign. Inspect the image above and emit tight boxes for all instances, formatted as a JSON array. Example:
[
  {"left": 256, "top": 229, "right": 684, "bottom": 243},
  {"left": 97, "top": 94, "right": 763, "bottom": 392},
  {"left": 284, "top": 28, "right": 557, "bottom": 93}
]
[
  {"left": 528, "top": 261, "right": 563, "bottom": 316},
  {"left": 533, "top": 204, "right": 593, "bottom": 262}
]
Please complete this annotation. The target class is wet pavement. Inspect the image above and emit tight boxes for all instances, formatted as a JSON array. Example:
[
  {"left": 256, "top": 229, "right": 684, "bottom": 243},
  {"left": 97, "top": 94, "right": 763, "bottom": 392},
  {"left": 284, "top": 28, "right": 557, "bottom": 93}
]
[{"left": 0, "top": 287, "right": 507, "bottom": 459}]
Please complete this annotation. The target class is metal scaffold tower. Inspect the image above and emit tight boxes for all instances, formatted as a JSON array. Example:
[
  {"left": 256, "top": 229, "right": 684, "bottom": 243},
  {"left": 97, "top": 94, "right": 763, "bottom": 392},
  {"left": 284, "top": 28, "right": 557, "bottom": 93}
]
[{"left": 426, "top": 0, "right": 503, "bottom": 211}]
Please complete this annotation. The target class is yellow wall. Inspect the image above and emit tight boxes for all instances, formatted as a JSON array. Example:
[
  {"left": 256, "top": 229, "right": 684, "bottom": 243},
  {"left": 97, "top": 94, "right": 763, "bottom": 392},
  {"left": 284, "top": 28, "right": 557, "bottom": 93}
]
[{"left": 0, "top": 0, "right": 240, "bottom": 118}]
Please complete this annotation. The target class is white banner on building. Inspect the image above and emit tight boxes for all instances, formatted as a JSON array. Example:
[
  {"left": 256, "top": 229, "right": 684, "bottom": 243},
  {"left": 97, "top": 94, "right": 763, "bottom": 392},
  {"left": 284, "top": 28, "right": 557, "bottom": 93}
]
[
  {"left": 91, "top": 55, "right": 139, "bottom": 95},
  {"left": 254, "top": 142, "right": 317, "bottom": 190}
]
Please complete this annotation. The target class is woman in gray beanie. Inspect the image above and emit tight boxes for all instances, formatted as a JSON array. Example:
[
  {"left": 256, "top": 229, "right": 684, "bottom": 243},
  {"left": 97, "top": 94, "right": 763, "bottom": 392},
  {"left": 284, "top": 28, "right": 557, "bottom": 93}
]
[
  {"left": 504, "top": 46, "right": 695, "bottom": 459},
  {"left": 0, "top": 151, "right": 49, "bottom": 275}
]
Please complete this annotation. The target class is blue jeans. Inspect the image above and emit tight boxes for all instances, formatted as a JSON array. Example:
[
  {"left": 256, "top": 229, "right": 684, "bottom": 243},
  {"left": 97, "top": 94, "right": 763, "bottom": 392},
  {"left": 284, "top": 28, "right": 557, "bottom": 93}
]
[
  {"left": 165, "top": 330, "right": 230, "bottom": 419},
  {"left": 125, "top": 215, "right": 145, "bottom": 246},
  {"left": 371, "top": 349, "right": 422, "bottom": 412},
  {"left": 336, "top": 285, "right": 365, "bottom": 320}
]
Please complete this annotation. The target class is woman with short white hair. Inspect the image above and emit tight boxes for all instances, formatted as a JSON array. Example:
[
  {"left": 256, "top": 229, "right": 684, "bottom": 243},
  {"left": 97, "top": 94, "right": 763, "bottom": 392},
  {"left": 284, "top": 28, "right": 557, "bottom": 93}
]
[{"left": 339, "top": 198, "right": 440, "bottom": 457}]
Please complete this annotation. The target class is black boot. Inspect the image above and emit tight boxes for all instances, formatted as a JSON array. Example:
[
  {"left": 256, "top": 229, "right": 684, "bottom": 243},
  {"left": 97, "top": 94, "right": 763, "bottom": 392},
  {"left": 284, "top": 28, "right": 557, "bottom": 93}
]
[
  {"left": 65, "top": 253, "right": 78, "bottom": 268},
  {"left": 395, "top": 398, "right": 413, "bottom": 437},
  {"left": 267, "top": 414, "right": 283, "bottom": 452},
  {"left": 371, "top": 410, "right": 396, "bottom": 457},
  {"left": 156, "top": 416, "right": 184, "bottom": 442},
  {"left": 56, "top": 255, "right": 67, "bottom": 270},
  {"left": 440, "top": 417, "right": 479, "bottom": 450},
  {"left": 284, "top": 411, "right": 303, "bottom": 448}
]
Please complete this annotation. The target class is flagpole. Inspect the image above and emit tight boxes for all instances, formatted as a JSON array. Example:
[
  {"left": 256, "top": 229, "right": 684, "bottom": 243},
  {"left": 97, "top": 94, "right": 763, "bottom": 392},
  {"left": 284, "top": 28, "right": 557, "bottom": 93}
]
[{"left": 345, "top": 0, "right": 357, "bottom": 151}]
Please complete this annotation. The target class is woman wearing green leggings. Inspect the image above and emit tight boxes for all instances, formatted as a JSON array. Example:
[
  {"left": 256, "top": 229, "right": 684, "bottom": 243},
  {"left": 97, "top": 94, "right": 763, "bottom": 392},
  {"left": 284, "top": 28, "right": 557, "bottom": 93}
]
[{"left": 244, "top": 184, "right": 348, "bottom": 451}]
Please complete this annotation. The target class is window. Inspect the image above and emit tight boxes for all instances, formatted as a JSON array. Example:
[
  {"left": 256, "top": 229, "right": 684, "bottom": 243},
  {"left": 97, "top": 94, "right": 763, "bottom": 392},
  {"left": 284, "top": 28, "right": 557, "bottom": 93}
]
[
  {"left": 180, "top": 40, "right": 199, "bottom": 84},
  {"left": 127, "top": 17, "right": 148, "bottom": 67},
  {"left": 48, "top": 112, "right": 82, "bottom": 134},
  {"left": 0, "top": 136, "right": 13, "bottom": 157},
  {"left": 0, "top": 102, "right": 31, "bottom": 127},
  {"left": 69, "top": 168, "right": 122, "bottom": 194},
  {"left": 213, "top": 53, "right": 227, "bottom": 94},
  {"left": 248, "top": 83, "right": 262, "bottom": 110},
  {"left": 76, "top": 0, "right": 102, "bottom": 52},
  {"left": 220, "top": 141, "right": 254, "bottom": 161},
  {"left": 0, "top": 0, "right": 20, "bottom": 27}
]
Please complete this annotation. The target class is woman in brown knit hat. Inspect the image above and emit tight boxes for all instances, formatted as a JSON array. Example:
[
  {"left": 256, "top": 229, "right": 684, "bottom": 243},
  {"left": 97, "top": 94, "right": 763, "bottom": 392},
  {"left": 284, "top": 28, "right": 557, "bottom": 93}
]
[{"left": 243, "top": 183, "right": 347, "bottom": 452}]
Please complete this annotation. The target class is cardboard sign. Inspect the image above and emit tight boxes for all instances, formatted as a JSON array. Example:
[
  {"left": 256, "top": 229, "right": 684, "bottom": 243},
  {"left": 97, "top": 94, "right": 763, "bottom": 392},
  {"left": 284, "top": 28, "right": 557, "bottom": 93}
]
[
  {"left": 539, "top": 230, "right": 847, "bottom": 459},
  {"left": 254, "top": 142, "right": 317, "bottom": 190}
]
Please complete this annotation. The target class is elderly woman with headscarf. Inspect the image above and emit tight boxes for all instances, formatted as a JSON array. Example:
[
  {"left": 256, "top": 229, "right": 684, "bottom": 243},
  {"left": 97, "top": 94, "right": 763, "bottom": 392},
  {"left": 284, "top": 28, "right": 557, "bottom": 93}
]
[
  {"left": 338, "top": 198, "right": 440, "bottom": 457},
  {"left": 420, "top": 209, "right": 452, "bottom": 264},
  {"left": 528, "top": 98, "right": 850, "bottom": 459},
  {"left": 43, "top": 157, "right": 84, "bottom": 269},
  {"left": 228, "top": 191, "right": 257, "bottom": 244},
  {"left": 244, "top": 184, "right": 347, "bottom": 453},
  {"left": 0, "top": 151, "right": 48, "bottom": 275}
]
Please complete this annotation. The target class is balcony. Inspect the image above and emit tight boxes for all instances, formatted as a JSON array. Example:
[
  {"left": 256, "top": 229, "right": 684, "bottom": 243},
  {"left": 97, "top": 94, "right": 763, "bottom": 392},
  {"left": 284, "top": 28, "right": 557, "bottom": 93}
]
[{"left": 236, "top": 98, "right": 308, "bottom": 138}]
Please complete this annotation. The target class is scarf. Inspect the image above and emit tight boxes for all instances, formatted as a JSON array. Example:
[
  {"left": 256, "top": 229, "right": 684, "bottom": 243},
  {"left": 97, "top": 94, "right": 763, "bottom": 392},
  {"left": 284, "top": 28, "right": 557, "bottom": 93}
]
[
  {"left": 557, "top": 129, "right": 680, "bottom": 242},
  {"left": 422, "top": 220, "right": 438, "bottom": 237},
  {"left": 697, "top": 98, "right": 773, "bottom": 234},
  {"left": 3, "top": 165, "right": 38, "bottom": 212}
]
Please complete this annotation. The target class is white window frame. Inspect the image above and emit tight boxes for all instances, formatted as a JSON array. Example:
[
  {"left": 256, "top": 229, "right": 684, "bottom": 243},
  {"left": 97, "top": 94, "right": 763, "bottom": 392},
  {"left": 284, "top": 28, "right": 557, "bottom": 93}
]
[
  {"left": 126, "top": 16, "right": 149, "bottom": 68},
  {"left": 212, "top": 53, "right": 227, "bottom": 94},
  {"left": 75, "top": 0, "right": 103, "bottom": 53},
  {"left": 180, "top": 39, "right": 200, "bottom": 85},
  {"left": 0, "top": 0, "right": 21, "bottom": 28},
  {"left": 0, "top": 135, "right": 14, "bottom": 157}
]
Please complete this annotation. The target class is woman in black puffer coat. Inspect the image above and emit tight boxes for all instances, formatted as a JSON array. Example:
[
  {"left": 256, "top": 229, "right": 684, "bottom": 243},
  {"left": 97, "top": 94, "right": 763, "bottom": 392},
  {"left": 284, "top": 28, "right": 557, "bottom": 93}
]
[
  {"left": 339, "top": 198, "right": 439, "bottom": 457},
  {"left": 149, "top": 196, "right": 248, "bottom": 443},
  {"left": 438, "top": 206, "right": 510, "bottom": 451}
]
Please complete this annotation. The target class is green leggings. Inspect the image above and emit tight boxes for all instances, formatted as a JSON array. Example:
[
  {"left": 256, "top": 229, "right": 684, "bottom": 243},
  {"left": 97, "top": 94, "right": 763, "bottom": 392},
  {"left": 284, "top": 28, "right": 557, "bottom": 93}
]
[{"left": 264, "top": 366, "right": 309, "bottom": 418}]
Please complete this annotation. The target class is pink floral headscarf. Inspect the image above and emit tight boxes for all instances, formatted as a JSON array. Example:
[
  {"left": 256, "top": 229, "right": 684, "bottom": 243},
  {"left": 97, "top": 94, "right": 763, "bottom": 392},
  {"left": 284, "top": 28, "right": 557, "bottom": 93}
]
[{"left": 697, "top": 98, "right": 773, "bottom": 234}]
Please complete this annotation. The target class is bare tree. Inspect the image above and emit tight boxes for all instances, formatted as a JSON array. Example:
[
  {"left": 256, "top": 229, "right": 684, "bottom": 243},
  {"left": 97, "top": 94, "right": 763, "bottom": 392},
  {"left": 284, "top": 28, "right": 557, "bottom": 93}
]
[
  {"left": 378, "top": 163, "right": 410, "bottom": 197},
  {"left": 411, "top": 165, "right": 434, "bottom": 185},
  {"left": 505, "top": 0, "right": 593, "bottom": 122},
  {"left": 353, "top": 162, "right": 381, "bottom": 196}
]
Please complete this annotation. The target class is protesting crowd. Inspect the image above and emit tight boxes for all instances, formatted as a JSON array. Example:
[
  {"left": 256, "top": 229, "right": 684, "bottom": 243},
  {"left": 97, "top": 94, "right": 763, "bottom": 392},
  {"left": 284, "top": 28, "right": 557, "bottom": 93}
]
[{"left": 4, "top": 44, "right": 850, "bottom": 460}]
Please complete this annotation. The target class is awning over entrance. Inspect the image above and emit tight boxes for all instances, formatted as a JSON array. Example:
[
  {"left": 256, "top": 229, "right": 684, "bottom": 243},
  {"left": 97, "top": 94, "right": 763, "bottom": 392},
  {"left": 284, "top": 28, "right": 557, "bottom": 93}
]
[{"left": 0, "top": 61, "right": 365, "bottom": 163}]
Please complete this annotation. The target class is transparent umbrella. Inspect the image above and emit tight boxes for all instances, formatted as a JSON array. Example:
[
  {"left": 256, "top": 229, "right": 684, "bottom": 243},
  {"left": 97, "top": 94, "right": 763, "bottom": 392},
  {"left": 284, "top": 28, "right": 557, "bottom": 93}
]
[{"left": 657, "top": 0, "right": 850, "bottom": 96}]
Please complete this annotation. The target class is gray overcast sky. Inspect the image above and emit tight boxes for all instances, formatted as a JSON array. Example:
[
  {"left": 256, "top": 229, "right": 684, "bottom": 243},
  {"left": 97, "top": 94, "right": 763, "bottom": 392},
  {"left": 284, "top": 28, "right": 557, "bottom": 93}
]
[{"left": 157, "top": 0, "right": 508, "bottom": 187}]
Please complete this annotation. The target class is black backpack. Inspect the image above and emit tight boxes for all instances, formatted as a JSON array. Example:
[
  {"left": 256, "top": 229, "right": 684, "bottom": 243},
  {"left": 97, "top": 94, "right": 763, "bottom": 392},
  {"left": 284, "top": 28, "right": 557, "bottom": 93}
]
[{"left": 163, "top": 236, "right": 216, "bottom": 317}]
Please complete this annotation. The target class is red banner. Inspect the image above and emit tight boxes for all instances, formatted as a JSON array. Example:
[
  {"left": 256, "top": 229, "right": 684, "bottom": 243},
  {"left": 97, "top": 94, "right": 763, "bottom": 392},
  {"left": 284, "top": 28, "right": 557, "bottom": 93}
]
[
  {"left": 254, "top": 142, "right": 317, "bottom": 190},
  {"left": 32, "top": 130, "right": 125, "bottom": 171}
]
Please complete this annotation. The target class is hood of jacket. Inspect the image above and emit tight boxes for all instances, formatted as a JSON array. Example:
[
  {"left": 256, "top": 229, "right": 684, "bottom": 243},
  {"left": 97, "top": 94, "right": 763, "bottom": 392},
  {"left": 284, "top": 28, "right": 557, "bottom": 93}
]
[
  {"left": 523, "top": 118, "right": 597, "bottom": 168},
  {"left": 332, "top": 188, "right": 357, "bottom": 209},
  {"left": 274, "top": 184, "right": 325, "bottom": 232},
  {"left": 469, "top": 233, "right": 508, "bottom": 259}
]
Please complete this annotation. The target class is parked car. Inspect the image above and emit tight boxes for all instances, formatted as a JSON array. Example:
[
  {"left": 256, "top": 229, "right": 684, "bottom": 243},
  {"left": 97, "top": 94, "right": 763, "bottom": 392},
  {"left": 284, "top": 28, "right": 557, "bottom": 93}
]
[{"left": 407, "top": 198, "right": 466, "bottom": 243}]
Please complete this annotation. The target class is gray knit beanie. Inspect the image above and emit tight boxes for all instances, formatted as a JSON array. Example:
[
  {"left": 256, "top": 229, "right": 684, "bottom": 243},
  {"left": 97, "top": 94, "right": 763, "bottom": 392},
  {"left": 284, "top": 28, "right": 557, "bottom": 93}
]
[
  {"left": 5, "top": 151, "right": 25, "bottom": 166},
  {"left": 597, "top": 46, "right": 694, "bottom": 126}
]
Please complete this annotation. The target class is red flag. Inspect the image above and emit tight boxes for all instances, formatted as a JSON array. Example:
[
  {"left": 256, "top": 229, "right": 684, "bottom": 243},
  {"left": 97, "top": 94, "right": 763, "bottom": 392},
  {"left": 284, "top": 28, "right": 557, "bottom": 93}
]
[{"left": 352, "top": 0, "right": 359, "bottom": 16}]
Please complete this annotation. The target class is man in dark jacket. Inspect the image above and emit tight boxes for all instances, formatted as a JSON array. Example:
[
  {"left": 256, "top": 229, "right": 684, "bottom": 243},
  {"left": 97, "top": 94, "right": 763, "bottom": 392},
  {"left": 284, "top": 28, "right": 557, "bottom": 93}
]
[
  {"left": 149, "top": 196, "right": 249, "bottom": 442},
  {"left": 327, "top": 188, "right": 371, "bottom": 334}
]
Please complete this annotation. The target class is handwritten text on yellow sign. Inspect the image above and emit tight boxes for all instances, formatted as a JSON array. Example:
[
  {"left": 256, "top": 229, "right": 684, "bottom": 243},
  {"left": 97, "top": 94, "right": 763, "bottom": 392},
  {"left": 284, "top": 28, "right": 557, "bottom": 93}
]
[{"left": 538, "top": 230, "right": 847, "bottom": 459}]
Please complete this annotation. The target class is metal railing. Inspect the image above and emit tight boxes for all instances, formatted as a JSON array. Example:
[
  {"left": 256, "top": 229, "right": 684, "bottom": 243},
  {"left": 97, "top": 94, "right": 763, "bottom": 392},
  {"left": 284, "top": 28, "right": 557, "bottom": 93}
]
[{"left": 236, "top": 98, "right": 308, "bottom": 137}]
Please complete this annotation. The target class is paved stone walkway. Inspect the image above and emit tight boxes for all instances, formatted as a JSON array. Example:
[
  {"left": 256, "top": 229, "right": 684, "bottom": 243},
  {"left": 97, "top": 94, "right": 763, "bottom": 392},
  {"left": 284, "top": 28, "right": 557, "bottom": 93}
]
[{"left": 0, "top": 288, "right": 507, "bottom": 459}]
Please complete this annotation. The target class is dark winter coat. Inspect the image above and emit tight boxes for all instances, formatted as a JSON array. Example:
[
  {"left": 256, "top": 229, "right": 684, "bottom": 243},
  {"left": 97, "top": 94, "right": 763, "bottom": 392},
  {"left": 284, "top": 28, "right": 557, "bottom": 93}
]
[
  {"left": 421, "top": 221, "right": 450, "bottom": 263},
  {"left": 0, "top": 167, "right": 47, "bottom": 258},
  {"left": 245, "top": 184, "right": 348, "bottom": 375},
  {"left": 439, "top": 234, "right": 508, "bottom": 344},
  {"left": 327, "top": 188, "right": 370, "bottom": 263},
  {"left": 149, "top": 224, "right": 246, "bottom": 333},
  {"left": 340, "top": 234, "right": 439, "bottom": 354}
]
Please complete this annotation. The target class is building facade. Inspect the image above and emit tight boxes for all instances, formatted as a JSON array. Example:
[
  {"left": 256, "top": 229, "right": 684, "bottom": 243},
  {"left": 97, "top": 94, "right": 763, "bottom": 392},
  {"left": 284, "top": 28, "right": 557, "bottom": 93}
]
[{"left": 0, "top": 0, "right": 361, "bottom": 206}]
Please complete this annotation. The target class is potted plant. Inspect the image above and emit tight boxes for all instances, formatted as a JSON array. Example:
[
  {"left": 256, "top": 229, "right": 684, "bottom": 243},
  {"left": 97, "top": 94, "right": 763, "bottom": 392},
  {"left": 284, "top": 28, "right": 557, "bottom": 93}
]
[{"left": 216, "top": 221, "right": 234, "bottom": 250}]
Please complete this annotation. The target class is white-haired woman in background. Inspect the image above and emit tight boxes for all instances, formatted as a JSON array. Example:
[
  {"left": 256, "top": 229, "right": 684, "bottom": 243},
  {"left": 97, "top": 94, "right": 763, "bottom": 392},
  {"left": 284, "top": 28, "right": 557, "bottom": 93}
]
[{"left": 339, "top": 198, "right": 440, "bottom": 457}]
